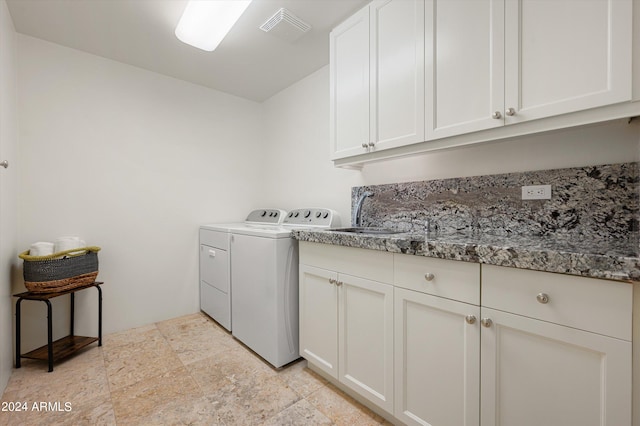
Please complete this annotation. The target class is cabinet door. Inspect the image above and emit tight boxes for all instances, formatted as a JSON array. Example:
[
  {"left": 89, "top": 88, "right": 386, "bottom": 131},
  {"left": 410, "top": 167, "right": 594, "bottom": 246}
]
[
  {"left": 339, "top": 274, "right": 394, "bottom": 413},
  {"left": 395, "top": 288, "right": 480, "bottom": 426},
  {"left": 330, "top": 6, "right": 370, "bottom": 159},
  {"left": 299, "top": 265, "right": 339, "bottom": 379},
  {"left": 480, "top": 307, "right": 631, "bottom": 426},
  {"left": 370, "top": 0, "right": 425, "bottom": 152},
  {"left": 504, "top": 0, "right": 632, "bottom": 123},
  {"left": 425, "top": 0, "right": 504, "bottom": 139}
]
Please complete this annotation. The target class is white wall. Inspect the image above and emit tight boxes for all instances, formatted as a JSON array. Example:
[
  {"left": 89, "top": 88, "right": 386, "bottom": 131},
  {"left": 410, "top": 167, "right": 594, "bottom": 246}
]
[
  {"left": 0, "top": 0, "right": 18, "bottom": 394},
  {"left": 16, "top": 35, "right": 264, "bottom": 350},
  {"left": 261, "top": 65, "right": 640, "bottom": 218},
  {"left": 260, "top": 67, "right": 363, "bottom": 221}
]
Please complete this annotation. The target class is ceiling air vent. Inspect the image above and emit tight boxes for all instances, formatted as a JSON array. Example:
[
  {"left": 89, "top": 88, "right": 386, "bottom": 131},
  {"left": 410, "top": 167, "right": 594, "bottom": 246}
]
[{"left": 259, "top": 8, "right": 311, "bottom": 43}]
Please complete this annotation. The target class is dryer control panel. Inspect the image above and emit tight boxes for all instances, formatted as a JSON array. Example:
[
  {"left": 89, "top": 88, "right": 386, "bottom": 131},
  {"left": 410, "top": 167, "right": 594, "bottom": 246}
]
[
  {"left": 245, "top": 209, "right": 287, "bottom": 224},
  {"left": 284, "top": 208, "right": 341, "bottom": 228}
]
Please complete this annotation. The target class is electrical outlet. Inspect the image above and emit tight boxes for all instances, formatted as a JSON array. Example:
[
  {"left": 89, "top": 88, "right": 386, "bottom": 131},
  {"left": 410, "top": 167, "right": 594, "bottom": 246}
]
[{"left": 521, "top": 184, "right": 551, "bottom": 200}]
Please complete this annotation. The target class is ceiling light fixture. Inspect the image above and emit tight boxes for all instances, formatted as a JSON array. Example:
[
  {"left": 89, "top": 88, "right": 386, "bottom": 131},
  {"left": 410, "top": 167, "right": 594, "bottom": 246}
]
[{"left": 175, "top": 0, "right": 253, "bottom": 52}]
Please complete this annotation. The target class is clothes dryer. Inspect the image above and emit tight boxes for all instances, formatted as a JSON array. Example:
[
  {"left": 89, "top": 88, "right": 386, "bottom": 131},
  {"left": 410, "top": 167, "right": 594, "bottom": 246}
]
[{"left": 199, "top": 209, "right": 286, "bottom": 331}]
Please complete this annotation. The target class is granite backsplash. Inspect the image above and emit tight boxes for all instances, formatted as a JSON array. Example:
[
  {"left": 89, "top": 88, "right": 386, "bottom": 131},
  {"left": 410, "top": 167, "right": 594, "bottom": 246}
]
[{"left": 352, "top": 162, "right": 639, "bottom": 253}]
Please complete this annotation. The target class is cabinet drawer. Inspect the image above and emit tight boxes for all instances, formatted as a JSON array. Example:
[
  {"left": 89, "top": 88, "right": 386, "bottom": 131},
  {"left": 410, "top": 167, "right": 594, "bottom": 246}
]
[
  {"left": 299, "top": 242, "right": 393, "bottom": 284},
  {"left": 394, "top": 254, "right": 480, "bottom": 305},
  {"left": 482, "top": 265, "right": 632, "bottom": 340},
  {"left": 199, "top": 228, "right": 229, "bottom": 250}
]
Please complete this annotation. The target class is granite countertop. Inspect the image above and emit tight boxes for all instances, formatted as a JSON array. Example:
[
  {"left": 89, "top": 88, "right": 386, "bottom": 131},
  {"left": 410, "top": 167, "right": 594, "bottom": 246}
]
[{"left": 292, "top": 229, "right": 640, "bottom": 282}]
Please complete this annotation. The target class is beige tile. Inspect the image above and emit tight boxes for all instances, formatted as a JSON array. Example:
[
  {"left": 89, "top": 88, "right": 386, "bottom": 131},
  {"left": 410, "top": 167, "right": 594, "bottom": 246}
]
[
  {"left": 277, "top": 359, "right": 328, "bottom": 398},
  {"left": 196, "top": 375, "right": 301, "bottom": 425},
  {"left": 103, "top": 327, "right": 182, "bottom": 390},
  {"left": 187, "top": 343, "right": 301, "bottom": 424},
  {"left": 156, "top": 312, "right": 235, "bottom": 365},
  {"left": 102, "top": 324, "right": 160, "bottom": 349},
  {"left": 306, "top": 384, "right": 391, "bottom": 426},
  {"left": 187, "top": 341, "right": 278, "bottom": 394},
  {"left": 1, "top": 313, "right": 394, "bottom": 426},
  {"left": 141, "top": 394, "right": 228, "bottom": 425},
  {"left": 110, "top": 366, "right": 202, "bottom": 424},
  {"left": 263, "top": 398, "right": 334, "bottom": 426}
]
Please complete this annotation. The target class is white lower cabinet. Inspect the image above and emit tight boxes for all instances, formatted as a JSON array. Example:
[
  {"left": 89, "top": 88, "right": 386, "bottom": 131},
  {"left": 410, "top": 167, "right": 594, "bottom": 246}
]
[
  {"left": 394, "top": 288, "right": 480, "bottom": 426},
  {"left": 299, "top": 261, "right": 394, "bottom": 413},
  {"left": 481, "top": 265, "right": 633, "bottom": 426},
  {"left": 299, "top": 243, "right": 634, "bottom": 425},
  {"left": 299, "top": 265, "right": 339, "bottom": 378},
  {"left": 480, "top": 307, "right": 631, "bottom": 426},
  {"left": 339, "top": 273, "right": 394, "bottom": 413}
]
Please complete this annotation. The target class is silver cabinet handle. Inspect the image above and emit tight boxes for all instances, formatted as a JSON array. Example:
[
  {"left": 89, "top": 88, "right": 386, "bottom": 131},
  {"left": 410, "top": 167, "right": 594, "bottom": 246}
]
[
  {"left": 505, "top": 107, "right": 516, "bottom": 116},
  {"left": 335, "top": 280, "right": 343, "bottom": 287},
  {"left": 368, "top": 142, "right": 375, "bottom": 147},
  {"left": 536, "top": 293, "right": 550, "bottom": 304},
  {"left": 424, "top": 273, "right": 435, "bottom": 282},
  {"left": 465, "top": 315, "right": 476, "bottom": 324},
  {"left": 0, "top": 160, "right": 8, "bottom": 169},
  {"left": 492, "top": 111, "right": 502, "bottom": 119},
  {"left": 481, "top": 318, "right": 493, "bottom": 328},
  {"left": 329, "top": 278, "right": 336, "bottom": 285},
  {"left": 361, "top": 143, "right": 368, "bottom": 149}
]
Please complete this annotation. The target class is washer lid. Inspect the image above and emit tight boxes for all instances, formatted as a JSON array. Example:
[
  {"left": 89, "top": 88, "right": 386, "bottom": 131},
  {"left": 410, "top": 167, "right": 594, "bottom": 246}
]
[{"left": 230, "top": 225, "right": 292, "bottom": 238}]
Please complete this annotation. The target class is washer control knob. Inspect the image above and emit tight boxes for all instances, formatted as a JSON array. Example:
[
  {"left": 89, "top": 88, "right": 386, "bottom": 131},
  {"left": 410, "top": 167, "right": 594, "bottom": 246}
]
[
  {"left": 288, "top": 212, "right": 294, "bottom": 217},
  {"left": 261, "top": 210, "right": 267, "bottom": 217},
  {"left": 316, "top": 211, "right": 322, "bottom": 218},
  {"left": 304, "top": 210, "right": 311, "bottom": 218},
  {"left": 323, "top": 212, "right": 329, "bottom": 218},
  {"left": 294, "top": 212, "right": 300, "bottom": 217}
]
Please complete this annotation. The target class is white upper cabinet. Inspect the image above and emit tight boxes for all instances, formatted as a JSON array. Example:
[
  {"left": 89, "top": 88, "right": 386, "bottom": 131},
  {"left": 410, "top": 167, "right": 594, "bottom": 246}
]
[
  {"left": 331, "top": 0, "right": 425, "bottom": 160},
  {"left": 504, "top": 0, "right": 632, "bottom": 124},
  {"left": 330, "top": 7, "right": 370, "bottom": 160},
  {"left": 425, "top": 0, "right": 504, "bottom": 139},
  {"left": 425, "top": 0, "right": 632, "bottom": 140},
  {"left": 331, "top": 0, "right": 636, "bottom": 166}
]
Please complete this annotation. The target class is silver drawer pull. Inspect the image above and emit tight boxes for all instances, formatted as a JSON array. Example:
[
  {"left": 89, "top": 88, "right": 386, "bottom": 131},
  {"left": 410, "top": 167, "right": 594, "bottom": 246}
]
[
  {"left": 465, "top": 315, "right": 476, "bottom": 325},
  {"left": 329, "top": 278, "right": 336, "bottom": 285},
  {"left": 481, "top": 318, "right": 492, "bottom": 328},
  {"left": 424, "top": 273, "right": 435, "bottom": 282},
  {"left": 536, "top": 293, "right": 550, "bottom": 304},
  {"left": 336, "top": 280, "right": 343, "bottom": 287}
]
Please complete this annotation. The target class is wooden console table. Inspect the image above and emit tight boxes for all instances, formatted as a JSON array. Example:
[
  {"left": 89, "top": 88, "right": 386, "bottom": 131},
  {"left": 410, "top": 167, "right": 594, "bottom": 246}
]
[{"left": 14, "top": 281, "right": 103, "bottom": 372}]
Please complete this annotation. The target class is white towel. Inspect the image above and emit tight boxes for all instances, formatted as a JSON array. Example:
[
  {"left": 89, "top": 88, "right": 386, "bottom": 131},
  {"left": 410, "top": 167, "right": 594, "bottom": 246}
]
[
  {"left": 54, "top": 236, "right": 86, "bottom": 255},
  {"left": 29, "top": 242, "right": 55, "bottom": 257}
]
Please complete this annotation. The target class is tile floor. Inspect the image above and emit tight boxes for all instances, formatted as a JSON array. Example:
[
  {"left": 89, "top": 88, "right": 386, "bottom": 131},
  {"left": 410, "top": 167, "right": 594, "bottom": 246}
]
[{"left": 0, "top": 312, "right": 394, "bottom": 425}]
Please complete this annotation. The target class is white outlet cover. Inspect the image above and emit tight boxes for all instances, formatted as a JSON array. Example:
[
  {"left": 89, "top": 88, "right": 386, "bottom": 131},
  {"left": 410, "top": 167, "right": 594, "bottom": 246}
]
[{"left": 521, "top": 184, "right": 552, "bottom": 200}]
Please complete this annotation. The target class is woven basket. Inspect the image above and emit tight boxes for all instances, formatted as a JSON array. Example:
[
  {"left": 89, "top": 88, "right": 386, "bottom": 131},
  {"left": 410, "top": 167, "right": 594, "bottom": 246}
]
[{"left": 19, "top": 246, "right": 101, "bottom": 293}]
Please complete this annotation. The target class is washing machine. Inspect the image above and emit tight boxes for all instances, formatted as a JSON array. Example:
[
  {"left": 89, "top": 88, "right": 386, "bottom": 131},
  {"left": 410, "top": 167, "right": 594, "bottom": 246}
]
[
  {"left": 229, "top": 208, "right": 340, "bottom": 368},
  {"left": 199, "top": 209, "right": 286, "bottom": 331}
]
